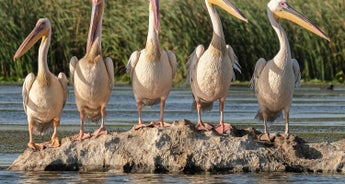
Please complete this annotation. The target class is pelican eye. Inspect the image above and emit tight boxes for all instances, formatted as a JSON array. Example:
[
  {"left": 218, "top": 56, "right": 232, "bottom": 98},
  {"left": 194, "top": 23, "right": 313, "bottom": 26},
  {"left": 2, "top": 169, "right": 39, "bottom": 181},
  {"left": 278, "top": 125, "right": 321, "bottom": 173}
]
[
  {"left": 279, "top": 2, "right": 288, "bottom": 9},
  {"left": 38, "top": 22, "right": 46, "bottom": 27}
]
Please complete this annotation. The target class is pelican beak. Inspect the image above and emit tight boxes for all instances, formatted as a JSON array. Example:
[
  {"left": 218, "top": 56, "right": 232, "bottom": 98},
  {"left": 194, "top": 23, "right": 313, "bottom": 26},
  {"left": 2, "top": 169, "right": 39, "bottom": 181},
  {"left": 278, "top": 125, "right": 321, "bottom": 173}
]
[
  {"left": 274, "top": 3, "right": 330, "bottom": 42},
  {"left": 87, "top": 0, "right": 104, "bottom": 53},
  {"left": 13, "top": 19, "right": 49, "bottom": 61},
  {"left": 209, "top": 0, "right": 248, "bottom": 23},
  {"left": 150, "top": 0, "right": 160, "bottom": 33}
]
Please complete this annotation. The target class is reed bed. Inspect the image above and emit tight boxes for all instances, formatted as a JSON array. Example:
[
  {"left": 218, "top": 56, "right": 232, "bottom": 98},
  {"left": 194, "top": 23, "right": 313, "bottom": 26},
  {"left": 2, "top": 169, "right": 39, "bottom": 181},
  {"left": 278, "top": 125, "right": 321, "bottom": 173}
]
[{"left": 0, "top": 0, "right": 344, "bottom": 83}]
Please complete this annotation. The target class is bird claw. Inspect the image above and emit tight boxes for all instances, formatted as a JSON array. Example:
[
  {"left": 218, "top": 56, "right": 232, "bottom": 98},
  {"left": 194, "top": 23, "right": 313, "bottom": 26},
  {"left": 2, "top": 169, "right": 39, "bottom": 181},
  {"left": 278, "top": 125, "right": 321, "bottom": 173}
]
[
  {"left": 47, "top": 137, "right": 60, "bottom": 148},
  {"left": 134, "top": 123, "right": 148, "bottom": 130},
  {"left": 148, "top": 121, "right": 171, "bottom": 128},
  {"left": 27, "top": 142, "right": 45, "bottom": 151},
  {"left": 71, "top": 132, "right": 91, "bottom": 141},
  {"left": 93, "top": 128, "right": 109, "bottom": 138},
  {"left": 214, "top": 123, "right": 233, "bottom": 134},
  {"left": 195, "top": 122, "right": 213, "bottom": 131},
  {"left": 282, "top": 133, "right": 290, "bottom": 139},
  {"left": 257, "top": 133, "right": 273, "bottom": 143}
]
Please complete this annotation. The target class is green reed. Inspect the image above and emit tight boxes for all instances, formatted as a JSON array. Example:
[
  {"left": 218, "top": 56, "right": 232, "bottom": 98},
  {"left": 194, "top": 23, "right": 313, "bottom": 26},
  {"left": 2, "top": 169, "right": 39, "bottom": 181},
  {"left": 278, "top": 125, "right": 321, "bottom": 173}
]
[{"left": 0, "top": 0, "right": 344, "bottom": 83}]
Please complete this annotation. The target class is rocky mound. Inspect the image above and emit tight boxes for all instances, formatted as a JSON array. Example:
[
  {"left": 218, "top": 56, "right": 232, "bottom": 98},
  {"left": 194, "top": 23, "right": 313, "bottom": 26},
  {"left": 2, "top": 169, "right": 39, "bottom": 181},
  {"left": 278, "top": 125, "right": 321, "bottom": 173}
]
[{"left": 8, "top": 119, "right": 345, "bottom": 173}]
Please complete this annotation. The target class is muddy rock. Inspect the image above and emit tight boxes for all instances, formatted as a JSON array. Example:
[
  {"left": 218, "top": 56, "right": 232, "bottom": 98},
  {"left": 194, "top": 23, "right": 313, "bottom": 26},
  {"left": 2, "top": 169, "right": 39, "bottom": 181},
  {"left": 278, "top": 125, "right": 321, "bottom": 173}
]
[{"left": 8, "top": 119, "right": 345, "bottom": 173}]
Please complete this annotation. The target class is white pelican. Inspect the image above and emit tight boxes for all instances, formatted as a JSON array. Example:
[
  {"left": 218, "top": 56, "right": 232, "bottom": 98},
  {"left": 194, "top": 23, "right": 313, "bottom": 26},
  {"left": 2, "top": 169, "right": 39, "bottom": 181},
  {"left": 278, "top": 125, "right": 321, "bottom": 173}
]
[
  {"left": 13, "top": 18, "right": 68, "bottom": 151},
  {"left": 127, "top": 0, "right": 177, "bottom": 130},
  {"left": 70, "top": 0, "right": 114, "bottom": 140},
  {"left": 186, "top": 0, "right": 247, "bottom": 134},
  {"left": 250, "top": 0, "right": 330, "bottom": 141}
]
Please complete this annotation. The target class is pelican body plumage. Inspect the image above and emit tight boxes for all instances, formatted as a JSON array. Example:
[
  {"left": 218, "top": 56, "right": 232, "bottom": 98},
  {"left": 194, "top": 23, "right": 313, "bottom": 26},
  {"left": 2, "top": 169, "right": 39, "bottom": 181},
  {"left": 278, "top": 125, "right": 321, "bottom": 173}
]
[
  {"left": 186, "top": 0, "right": 247, "bottom": 134},
  {"left": 13, "top": 18, "right": 68, "bottom": 151},
  {"left": 69, "top": 0, "right": 114, "bottom": 140},
  {"left": 250, "top": 0, "right": 330, "bottom": 141},
  {"left": 127, "top": 0, "right": 177, "bottom": 129}
]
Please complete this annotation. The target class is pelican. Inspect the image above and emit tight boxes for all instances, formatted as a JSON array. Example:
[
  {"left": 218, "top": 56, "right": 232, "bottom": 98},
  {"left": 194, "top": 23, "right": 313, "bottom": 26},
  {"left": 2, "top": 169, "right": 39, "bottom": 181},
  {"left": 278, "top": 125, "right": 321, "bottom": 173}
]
[
  {"left": 250, "top": 0, "right": 330, "bottom": 141},
  {"left": 13, "top": 18, "right": 68, "bottom": 151},
  {"left": 186, "top": 0, "right": 247, "bottom": 134},
  {"left": 127, "top": 0, "right": 177, "bottom": 130},
  {"left": 70, "top": 0, "right": 114, "bottom": 140}
]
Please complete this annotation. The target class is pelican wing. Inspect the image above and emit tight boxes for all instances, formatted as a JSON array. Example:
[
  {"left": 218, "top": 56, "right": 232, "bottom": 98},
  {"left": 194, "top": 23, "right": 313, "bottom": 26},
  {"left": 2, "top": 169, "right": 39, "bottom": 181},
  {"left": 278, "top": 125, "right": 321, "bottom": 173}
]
[
  {"left": 58, "top": 72, "right": 69, "bottom": 107},
  {"left": 69, "top": 56, "right": 79, "bottom": 86},
  {"left": 250, "top": 58, "right": 267, "bottom": 92},
  {"left": 226, "top": 45, "right": 241, "bottom": 80},
  {"left": 167, "top": 50, "right": 177, "bottom": 79},
  {"left": 105, "top": 57, "right": 114, "bottom": 89},
  {"left": 292, "top": 59, "right": 301, "bottom": 87},
  {"left": 127, "top": 51, "right": 141, "bottom": 78},
  {"left": 22, "top": 73, "right": 36, "bottom": 113},
  {"left": 184, "top": 45, "right": 205, "bottom": 86}
]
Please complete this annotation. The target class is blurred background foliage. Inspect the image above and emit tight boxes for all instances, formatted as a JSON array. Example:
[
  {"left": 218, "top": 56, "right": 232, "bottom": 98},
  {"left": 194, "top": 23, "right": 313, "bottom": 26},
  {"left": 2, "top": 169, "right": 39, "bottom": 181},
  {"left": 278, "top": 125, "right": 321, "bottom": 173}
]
[{"left": 0, "top": 0, "right": 344, "bottom": 84}]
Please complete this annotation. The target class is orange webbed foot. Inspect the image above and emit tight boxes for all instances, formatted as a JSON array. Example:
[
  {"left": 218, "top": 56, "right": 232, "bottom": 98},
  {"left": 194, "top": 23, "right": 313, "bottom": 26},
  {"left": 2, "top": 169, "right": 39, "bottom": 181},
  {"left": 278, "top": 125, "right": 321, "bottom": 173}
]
[
  {"left": 134, "top": 123, "right": 148, "bottom": 130},
  {"left": 148, "top": 121, "right": 171, "bottom": 128},
  {"left": 282, "top": 133, "right": 290, "bottom": 139},
  {"left": 195, "top": 122, "right": 213, "bottom": 131},
  {"left": 214, "top": 123, "right": 233, "bottom": 134},
  {"left": 27, "top": 142, "right": 44, "bottom": 151},
  {"left": 258, "top": 133, "right": 272, "bottom": 142},
  {"left": 93, "top": 127, "right": 109, "bottom": 138},
  {"left": 71, "top": 132, "right": 92, "bottom": 141},
  {"left": 47, "top": 137, "right": 60, "bottom": 148}
]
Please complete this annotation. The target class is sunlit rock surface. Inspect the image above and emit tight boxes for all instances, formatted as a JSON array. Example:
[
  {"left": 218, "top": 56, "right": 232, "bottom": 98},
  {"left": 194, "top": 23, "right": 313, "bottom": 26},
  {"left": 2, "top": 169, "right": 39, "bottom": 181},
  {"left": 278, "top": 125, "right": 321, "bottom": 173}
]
[{"left": 8, "top": 119, "right": 345, "bottom": 173}]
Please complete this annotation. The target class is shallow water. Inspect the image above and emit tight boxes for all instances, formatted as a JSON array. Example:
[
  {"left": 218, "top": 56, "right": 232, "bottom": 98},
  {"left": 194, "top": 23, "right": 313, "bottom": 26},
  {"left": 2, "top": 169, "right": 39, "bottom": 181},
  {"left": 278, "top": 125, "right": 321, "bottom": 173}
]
[
  {"left": 1, "top": 84, "right": 345, "bottom": 126},
  {"left": 0, "top": 84, "right": 345, "bottom": 182},
  {"left": 1, "top": 158, "right": 345, "bottom": 184},
  {"left": 0, "top": 151, "right": 344, "bottom": 184}
]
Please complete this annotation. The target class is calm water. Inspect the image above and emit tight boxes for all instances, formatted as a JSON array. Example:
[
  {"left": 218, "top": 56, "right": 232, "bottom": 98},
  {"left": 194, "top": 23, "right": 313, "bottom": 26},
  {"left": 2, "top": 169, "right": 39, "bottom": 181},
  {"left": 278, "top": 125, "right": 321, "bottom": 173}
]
[
  {"left": 0, "top": 84, "right": 345, "bottom": 182},
  {"left": 1, "top": 84, "right": 345, "bottom": 127}
]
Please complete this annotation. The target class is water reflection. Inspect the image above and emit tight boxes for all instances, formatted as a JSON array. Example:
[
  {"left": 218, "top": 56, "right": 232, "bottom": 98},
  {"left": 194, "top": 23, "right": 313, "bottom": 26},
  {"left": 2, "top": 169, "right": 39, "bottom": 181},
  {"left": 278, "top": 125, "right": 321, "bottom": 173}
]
[{"left": 1, "top": 171, "right": 344, "bottom": 183}]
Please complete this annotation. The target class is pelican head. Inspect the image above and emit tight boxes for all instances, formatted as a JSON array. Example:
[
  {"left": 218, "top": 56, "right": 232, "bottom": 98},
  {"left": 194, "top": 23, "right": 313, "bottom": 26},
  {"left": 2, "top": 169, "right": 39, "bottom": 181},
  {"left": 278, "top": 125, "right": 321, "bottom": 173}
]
[
  {"left": 207, "top": 0, "right": 248, "bottom": 23},
  {"left": 268, "top": 0, "right": 330, "bottom": 41},
  {"left": 150, "top": 0, "right": 160, "bottom": 33},
  {"left": 86, "top": 0, "right": 105, "bottom": 53},
  {"left": 13, "top": 18, "right": 51, "bottom": 61}
]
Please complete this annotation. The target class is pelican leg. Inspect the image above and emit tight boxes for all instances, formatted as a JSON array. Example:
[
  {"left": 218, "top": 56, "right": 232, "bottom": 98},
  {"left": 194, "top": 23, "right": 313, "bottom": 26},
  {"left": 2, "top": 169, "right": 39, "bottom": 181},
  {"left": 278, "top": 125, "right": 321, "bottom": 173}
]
[
  {"left": 134, "top": 101, "right": 147, "bottom": 130},
  {"left": 48, "top": 119, "right": 60, "bottom": 148},
  {"left": 73, "top": 110, "right": 91, "bottom": 141},
  {"left": 283, "top": 111, "right": 290, "bottom": 139},
  {"left": 259, "top": 112, "right": 271, "bottom": 142},
  {"left": 148, "top": 99, "right": 171, "bottom": 128},
  {"left": 159, "top": 99, "right": 171, "bottom": 128},
  {"left": 195, "top": 100, "right": 213, "bottom": 131},
  {"left": 214, "top": 98, "right": 232, "bottom": 134},
  {"left": 93, "top": 106, "right": 109, "bottom": 138},
  {"left": 27, "top": 119, "right": 42, "bottom": 151}
]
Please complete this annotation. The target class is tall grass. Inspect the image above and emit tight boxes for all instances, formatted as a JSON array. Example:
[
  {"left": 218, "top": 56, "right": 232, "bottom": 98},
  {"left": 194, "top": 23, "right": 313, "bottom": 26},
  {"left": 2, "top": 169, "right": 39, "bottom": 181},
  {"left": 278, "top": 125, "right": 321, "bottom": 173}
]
[{"left": 0, "top": 0, "right": 344, "bottom": 83}]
